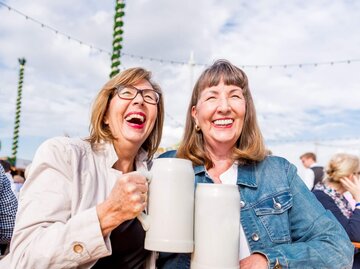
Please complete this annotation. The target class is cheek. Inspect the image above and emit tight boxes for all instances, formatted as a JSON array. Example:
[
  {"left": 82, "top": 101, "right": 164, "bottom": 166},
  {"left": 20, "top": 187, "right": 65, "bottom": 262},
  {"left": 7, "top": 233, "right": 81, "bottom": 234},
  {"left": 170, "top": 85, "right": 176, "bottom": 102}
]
[{"left": 148, "top": 108, "right": 159, "bottom": 127}]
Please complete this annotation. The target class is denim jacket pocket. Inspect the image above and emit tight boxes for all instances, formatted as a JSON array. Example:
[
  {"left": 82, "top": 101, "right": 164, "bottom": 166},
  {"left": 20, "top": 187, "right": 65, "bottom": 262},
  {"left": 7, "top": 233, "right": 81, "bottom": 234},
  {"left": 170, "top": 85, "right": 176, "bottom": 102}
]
[{"left": 254, "top": 191, "right": 293, "bottom": 243}]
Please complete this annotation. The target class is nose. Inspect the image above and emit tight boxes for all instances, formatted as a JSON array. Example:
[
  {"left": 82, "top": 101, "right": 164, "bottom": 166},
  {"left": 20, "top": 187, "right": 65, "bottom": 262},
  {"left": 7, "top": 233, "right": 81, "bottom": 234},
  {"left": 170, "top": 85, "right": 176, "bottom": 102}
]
[
  {"left": 217, "top": 97, "right": 231, "bottom": 113},
  {"left": 132, "top": 91, "right": 145, "bottom": 105}
]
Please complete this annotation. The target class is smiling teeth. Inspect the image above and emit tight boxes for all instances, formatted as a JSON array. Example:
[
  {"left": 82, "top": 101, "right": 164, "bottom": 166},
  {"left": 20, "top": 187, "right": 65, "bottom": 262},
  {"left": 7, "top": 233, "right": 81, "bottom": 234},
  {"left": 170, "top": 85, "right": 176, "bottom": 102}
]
[
  {"left": 214, "top": 119, "right": 233, "bottom": 125},
  {"left": 125, "top": 114, "right": 145, "bottom": 123}
]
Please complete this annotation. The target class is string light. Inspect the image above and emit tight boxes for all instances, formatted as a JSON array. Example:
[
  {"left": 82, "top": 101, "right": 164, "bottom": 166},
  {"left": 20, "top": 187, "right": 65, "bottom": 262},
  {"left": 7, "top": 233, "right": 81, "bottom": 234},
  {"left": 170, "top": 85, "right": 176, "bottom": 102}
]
[
  {"left": 165, "top": 112, "right": 184, "bottom": 128},
  {"left": 267, "top": 137, "right": 360, "bottom": 145},
  {"left": 1, "top": 1, "right": 360, "bottom": 68}
]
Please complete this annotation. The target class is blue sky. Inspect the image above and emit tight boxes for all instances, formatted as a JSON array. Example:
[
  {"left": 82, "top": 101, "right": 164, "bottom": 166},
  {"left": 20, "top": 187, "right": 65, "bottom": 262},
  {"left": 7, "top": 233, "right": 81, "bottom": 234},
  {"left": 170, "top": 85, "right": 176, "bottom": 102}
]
[{"left": 0, "top": 0, "right": 360, "bottom": 173}]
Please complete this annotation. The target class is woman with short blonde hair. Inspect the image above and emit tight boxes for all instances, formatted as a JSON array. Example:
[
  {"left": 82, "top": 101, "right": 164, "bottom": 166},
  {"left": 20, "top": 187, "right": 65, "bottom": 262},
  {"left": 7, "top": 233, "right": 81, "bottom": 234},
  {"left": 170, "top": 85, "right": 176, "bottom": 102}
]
[{"left": 313, "top": 153, "right": 360, "bottom": 269}]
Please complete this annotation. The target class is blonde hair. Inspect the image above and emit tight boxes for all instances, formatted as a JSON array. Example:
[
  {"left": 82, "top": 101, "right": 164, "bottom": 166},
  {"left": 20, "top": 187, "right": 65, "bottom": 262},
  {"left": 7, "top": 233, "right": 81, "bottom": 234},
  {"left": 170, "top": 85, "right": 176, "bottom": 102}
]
[
  {"left": 87, "top": 67, "right": 164, "bottom": 160},
  {"left": 177, "top": 59, "right": 267, "bottom": 168},
  {"left": 325, "top": 153, "right": 359, "bottom": 183}
]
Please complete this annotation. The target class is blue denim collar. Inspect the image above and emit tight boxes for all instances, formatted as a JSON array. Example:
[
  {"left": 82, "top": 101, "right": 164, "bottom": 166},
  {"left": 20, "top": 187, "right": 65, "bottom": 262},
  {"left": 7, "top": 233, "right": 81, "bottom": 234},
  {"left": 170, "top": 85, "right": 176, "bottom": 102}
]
[{"left": 194, "top": 162, "right": 257, "bottom": 188}]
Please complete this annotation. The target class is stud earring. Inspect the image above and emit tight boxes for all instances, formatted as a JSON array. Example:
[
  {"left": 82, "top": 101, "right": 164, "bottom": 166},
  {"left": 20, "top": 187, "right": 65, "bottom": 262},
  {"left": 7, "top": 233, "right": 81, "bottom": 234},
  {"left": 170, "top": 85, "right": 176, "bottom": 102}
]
[{"left": 195, "top": 124, "right": 200, "bottom": 131}]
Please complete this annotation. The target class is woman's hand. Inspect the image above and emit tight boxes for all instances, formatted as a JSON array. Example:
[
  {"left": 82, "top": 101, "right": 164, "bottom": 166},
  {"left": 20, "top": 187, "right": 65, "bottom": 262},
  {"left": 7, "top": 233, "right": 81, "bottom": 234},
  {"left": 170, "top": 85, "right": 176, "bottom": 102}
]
[
  {"left": 340, "top": 176, "right": 360, "bottom": 202},
  {"left": 96, "top": 171, "right": 148, "bottom": 236},
  {"left": 239, "top": 253, "right": 268, "bottom": 269}
]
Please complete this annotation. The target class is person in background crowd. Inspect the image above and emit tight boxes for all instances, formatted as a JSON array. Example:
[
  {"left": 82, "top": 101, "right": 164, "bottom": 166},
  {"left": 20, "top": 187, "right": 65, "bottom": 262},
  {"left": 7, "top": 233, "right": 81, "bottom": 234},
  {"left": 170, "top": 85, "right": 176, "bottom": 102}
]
[
  {"left": 12, "top": 175, "right": 24, "bottom": 199},
  {"left": 0, "top": 164, "right": 18, "bottom": 256},
  {"left": 0, "top": 67, "right": 164, "bottom": 269},
  {"left": 0, "top": 160, "right": 16, "bottom": 196},
  {"left": 158, "top": 59, "right": 354, "bottom": 269},
  {"left": 313, "top": 153, "right": 360, "bottom": 269},
  {"left": 300, "top": 152, "right": 324, "bottom": 190}
]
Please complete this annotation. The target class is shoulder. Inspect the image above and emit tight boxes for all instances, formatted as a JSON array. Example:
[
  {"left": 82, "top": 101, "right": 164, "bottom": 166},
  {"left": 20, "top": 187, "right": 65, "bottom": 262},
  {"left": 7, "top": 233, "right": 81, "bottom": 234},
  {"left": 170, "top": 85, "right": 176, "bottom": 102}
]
[
  {"left": 38, "top": 136, "right": 91, "bottom": 156},
  {"left": 256, "top": 155, "right": 293, "bottom": 171},
  {"left": 158, "top": 150, "right": 177, "bottom": 158},
  {"left": 313, "top": 189, "right": 331, "bottom": 201},
  {"left": 32, "top": 137, "right": 92, "bottom": 172}
]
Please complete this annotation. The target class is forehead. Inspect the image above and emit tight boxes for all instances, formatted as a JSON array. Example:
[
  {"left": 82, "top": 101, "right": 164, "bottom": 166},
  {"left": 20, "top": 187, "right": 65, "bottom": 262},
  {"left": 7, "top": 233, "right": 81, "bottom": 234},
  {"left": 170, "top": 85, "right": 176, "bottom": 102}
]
[
  {"left": 131, "top": 79, "right": 153, "bottom": 89},
  {"left": 200, "top": 84, "right": 243, "bottom": 94}
]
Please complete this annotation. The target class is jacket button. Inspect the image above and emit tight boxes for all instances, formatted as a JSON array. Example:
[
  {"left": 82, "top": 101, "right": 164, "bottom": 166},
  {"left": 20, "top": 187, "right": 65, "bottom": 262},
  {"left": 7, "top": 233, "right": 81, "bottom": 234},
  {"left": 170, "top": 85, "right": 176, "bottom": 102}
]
[
  {"left": 274, "top": 202, "right": 282, "bottom": 210},
  {"left": 73, "top": 243, "right": 84, "bottom": 254},
  {"left": 240, "top": 200, "right": 246, "bottom": 208},
  {"left": 251, "top": 233, "right": 260, "bottom": 241}
]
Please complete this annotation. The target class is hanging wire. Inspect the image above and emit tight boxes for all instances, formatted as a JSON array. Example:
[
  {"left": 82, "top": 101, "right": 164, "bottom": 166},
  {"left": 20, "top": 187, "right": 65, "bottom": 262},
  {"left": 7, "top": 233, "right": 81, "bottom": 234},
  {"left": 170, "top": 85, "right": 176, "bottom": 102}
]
[
  {"left": 267, "top": 137, "right": 360, "bottom": 144},
  {"left": 1, "top": 1, "right": 360, "bottom": 68},
  {"left": 165, "top": 112, "right": 184, "bottom": 128}
]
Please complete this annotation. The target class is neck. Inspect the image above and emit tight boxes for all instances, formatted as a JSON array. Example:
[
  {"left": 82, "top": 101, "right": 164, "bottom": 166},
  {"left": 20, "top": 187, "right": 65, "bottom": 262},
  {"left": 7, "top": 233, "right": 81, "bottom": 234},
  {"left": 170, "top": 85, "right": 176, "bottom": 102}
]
[
  {"left": 112, "top": 140, "right": 141, "bottom": 173},
  {"left": 205, "top": 143, "right": 233, "bottom": 161},
  {"left": 205, "top": 145, "right": 234, "bottom": 183},
  {"left": 327, "top": 182, "right": 345, "bottom": 194}
]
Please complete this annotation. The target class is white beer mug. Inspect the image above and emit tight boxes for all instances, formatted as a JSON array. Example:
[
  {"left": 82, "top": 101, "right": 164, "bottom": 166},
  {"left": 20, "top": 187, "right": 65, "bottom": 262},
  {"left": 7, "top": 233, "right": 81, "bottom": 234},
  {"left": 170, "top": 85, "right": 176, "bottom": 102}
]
[
  {"left": 191, "top": 183, "right": 240, "bottom": 269},
  {"left": 138, "top": 158, "right": 195, "bottom": 253}
]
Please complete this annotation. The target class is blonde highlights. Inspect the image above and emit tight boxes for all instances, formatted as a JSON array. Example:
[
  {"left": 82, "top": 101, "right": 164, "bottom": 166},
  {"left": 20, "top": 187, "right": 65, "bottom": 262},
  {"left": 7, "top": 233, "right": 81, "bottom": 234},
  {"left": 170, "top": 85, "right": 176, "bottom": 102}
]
[{"left": 325, "top": 153, "right": 359, "bottom": 183}]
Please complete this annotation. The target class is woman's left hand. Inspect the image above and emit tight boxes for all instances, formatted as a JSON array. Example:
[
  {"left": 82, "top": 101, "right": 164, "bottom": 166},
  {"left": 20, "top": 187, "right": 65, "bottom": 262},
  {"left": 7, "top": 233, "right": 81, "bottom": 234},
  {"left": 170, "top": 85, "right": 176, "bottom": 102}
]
[
  {"left": 340, "top": 176, "right": 360, "bottom": 201},
  {"left": 239, "top": 253, "right": 268, "bottom": 269}
]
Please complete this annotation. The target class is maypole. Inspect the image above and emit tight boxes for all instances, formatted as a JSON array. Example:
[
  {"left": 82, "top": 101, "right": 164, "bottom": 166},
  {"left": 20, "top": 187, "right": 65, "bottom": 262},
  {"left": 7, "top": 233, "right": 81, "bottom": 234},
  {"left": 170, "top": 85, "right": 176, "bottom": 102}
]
[
  {"left": 10, "top": 58, "right": 26, "bottom": 166},
  {"left": 110, "top": 0, "right": 125, "bottom": 78}
]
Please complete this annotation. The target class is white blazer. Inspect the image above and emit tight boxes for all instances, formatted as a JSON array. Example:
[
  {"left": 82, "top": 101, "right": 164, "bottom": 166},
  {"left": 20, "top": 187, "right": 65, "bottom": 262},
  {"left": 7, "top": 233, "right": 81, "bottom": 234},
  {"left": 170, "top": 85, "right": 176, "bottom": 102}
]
[{"left": 0, "top": 137, "right": 151, "bottom": 269}]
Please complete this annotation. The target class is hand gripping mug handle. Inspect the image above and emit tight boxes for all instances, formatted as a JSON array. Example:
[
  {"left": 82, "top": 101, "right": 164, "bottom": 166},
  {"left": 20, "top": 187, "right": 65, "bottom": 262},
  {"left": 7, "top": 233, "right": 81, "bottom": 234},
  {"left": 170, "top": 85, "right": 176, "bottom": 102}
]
[{"left": 136, "top": 168, "right": 152, "bottom": 231}]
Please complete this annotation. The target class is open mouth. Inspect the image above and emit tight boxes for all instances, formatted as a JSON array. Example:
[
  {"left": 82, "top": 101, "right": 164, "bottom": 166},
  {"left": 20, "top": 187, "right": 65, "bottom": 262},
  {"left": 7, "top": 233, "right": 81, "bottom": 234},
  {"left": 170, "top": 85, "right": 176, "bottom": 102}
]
[
  {"left": 125, "top": 112, "right": 146, "bottom": 125},
  {"left": 213, "top": 119, "right": 234, "bottom": 127}
]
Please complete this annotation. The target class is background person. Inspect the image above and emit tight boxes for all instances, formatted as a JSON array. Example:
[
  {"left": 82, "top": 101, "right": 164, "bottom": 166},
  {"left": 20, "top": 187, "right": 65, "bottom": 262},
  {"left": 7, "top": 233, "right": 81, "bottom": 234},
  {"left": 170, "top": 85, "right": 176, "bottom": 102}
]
[
  {"left": 0, "top": 164, "right": 18, "bottom": 257},
  {"left": 0, "top": 160, "right": 16, "bottom": 197},
  {"left": 159, "top": 59, "right": 354, "bottom": 269},
  {"left": 1, "top": 67, "right": 164, "bottom": 269},
  {"left": 313, "top": 153, "right": 360, "bottom": 269},
  {"left": 299, "top": 152, "right": 324, "bottom": 190}
]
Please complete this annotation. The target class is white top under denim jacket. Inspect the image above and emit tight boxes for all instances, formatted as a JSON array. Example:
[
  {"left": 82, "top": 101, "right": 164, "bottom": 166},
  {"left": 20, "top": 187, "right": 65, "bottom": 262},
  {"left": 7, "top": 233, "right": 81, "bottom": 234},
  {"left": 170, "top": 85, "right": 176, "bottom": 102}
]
[
  {"left": 0, "top": 136, "right": 155, "bottom": 269},
  {"left": 157, "top": 150, "right": 354, "bottom": 269}
]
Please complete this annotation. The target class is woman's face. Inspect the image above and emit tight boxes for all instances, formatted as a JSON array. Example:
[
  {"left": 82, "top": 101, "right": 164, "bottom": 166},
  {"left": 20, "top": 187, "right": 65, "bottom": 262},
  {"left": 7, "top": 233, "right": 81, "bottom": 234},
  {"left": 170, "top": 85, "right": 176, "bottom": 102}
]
[
  {"left": 192, "top": 80, "right": 246, "bottom": 151},
  {"left": 351, "top": 166, "right": 360, "bottom": 181},
  {"left": 104, "top": 79, "right": 158, "bottom": 148}
]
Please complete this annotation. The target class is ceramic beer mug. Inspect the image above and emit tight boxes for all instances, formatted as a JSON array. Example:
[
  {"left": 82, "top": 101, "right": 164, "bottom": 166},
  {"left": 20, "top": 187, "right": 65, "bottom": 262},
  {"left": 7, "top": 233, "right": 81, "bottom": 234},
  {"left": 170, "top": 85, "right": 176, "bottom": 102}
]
[
  {"left": 191, "top": 183, "right": 240, "bottom": 269},
  {"left": 137, "top": 158, "right": 195, "bottom": 253}
]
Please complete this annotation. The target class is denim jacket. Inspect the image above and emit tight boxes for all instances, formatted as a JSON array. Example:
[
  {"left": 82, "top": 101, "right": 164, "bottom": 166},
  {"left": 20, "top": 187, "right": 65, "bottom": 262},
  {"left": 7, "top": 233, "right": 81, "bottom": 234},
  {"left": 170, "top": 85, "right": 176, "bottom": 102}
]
[{"left": 157, "top": 151, "right": 354, "bottom": 269}]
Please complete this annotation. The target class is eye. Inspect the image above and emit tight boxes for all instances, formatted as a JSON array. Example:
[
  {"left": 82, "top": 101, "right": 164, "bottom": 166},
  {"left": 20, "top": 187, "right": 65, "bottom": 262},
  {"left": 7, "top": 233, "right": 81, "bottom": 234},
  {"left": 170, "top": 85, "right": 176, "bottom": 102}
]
[
  {"left": 231, "top": 94, "right": 243, "bottom": 99},
  {"left": 205, "top": 95, "right": 217, "bottom": 101},
  {"left": 121, "top": 90, "right": 133, "bottom": 96},
  {"left": 143, "top": 90, "right": 157, "bottom": 101},
  {"left": 119, "top": 88, "right": 135, "bottom": 97}
]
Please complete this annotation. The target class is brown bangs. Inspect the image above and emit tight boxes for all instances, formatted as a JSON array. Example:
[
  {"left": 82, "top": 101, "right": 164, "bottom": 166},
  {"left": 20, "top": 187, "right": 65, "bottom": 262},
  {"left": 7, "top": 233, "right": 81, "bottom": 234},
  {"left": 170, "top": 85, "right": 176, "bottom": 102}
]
[{"left": 197, "top": 60, "right": 248, "bottom": 92}]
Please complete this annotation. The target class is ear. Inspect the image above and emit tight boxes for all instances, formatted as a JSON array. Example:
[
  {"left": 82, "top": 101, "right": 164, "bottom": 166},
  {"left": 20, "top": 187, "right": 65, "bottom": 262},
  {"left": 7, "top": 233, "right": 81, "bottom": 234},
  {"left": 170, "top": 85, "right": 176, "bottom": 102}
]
[{"left": 191, "top": 105, "right": 198, "bottom": 126}]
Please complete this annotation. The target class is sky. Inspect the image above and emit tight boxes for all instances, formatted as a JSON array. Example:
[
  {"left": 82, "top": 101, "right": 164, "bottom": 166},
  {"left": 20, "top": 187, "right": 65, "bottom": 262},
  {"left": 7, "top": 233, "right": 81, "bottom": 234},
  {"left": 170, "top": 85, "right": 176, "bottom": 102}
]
[{"left": 0, "top": 0, "right": 360, "bottom": 175}]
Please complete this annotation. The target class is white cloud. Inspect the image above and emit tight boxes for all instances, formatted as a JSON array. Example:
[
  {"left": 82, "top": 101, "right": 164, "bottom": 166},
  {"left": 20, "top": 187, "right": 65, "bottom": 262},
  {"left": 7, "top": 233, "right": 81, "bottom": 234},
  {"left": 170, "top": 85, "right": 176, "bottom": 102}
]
[{"left": 1, "top": 0, "right": 360, "bottom": 167}]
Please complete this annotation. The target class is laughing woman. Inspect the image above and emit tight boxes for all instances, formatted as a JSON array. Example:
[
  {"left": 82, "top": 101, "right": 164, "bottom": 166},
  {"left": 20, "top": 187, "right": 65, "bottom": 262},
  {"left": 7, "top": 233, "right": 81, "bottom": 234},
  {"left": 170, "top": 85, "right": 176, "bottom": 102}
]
[
  {"left": 158, "top": 59, "right": 354, "bottom": 269},
  {"left": 1, "top": 67, "right": 164, "bottom": 269}
]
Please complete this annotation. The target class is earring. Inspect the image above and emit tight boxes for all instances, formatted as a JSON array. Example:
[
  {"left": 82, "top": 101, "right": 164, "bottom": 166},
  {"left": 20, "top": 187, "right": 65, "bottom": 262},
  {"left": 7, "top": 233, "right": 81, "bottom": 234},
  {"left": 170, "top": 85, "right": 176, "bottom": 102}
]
[{"left": 195, "top": 124, "right": 200, "bottom": 131}]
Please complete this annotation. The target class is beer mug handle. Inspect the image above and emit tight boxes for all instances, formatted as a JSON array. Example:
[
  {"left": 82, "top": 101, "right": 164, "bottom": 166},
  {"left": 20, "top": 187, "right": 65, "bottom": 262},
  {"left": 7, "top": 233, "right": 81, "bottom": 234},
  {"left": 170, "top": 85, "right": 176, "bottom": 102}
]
[
  {"left": 137, "top": 212, "right": 150, "bottom": 231},
  {"left": 136, "top": 168, "right": 152, "bottom": 231}
]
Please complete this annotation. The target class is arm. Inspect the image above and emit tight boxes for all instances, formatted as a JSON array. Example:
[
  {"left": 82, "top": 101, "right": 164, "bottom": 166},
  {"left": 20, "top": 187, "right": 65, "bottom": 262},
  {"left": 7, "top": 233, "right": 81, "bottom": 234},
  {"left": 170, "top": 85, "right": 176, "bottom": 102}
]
[
  {"left": 314, "top": 190, "right": 360, "bottom": 242},
  {"left": 4, "top": 139, "right": 109, "bottom": 269},
  {"left": 257, "top": 163, "right": 353, "bottom": 269},
  {"left": 0, "top": 166, "right": 18, "bottom": 244}
]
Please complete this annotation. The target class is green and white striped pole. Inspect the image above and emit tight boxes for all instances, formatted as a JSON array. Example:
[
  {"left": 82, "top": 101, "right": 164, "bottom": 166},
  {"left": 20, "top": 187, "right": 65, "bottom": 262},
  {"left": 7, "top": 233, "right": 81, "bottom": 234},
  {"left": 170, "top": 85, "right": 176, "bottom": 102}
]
[
  {"left": 110, "top": 0, "right": 125, "bottom": 78},
  {"left": 10, "top": 58, "right": 26, "bottom": 166}
]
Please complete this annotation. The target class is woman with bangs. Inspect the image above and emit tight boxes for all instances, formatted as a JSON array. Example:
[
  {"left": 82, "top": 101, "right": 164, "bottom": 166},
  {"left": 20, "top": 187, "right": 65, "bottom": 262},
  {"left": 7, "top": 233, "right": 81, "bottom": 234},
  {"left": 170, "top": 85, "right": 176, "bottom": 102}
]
[
  {"left": 2, "top": 67, "right": 164, "bottom": 269},
  {"left": 158, "top": 59, "right": 353, "bottom": 269}
]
